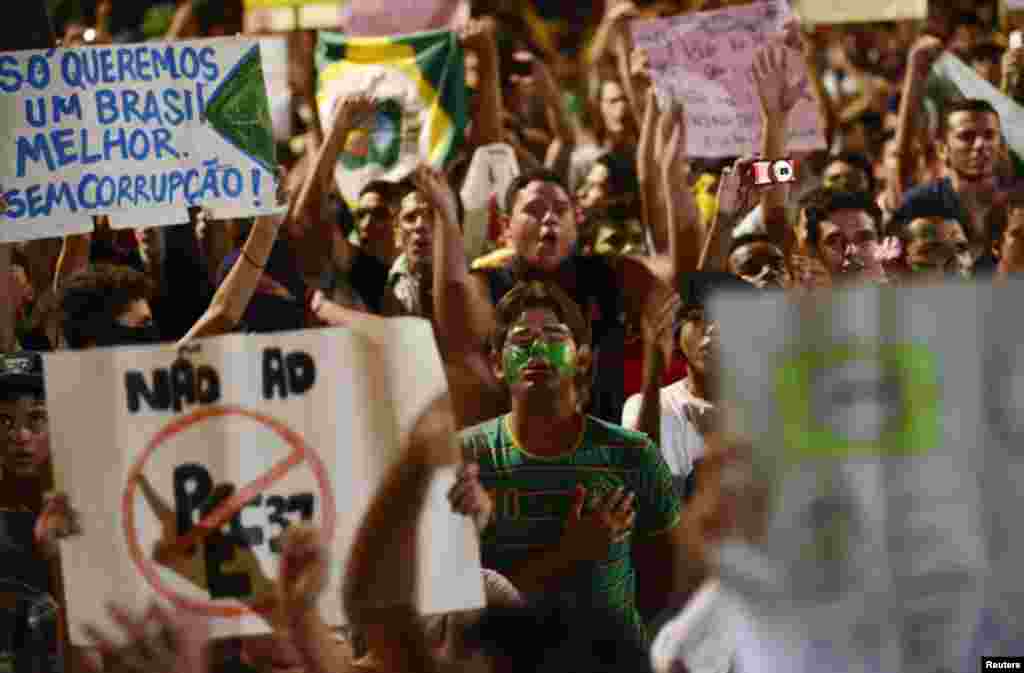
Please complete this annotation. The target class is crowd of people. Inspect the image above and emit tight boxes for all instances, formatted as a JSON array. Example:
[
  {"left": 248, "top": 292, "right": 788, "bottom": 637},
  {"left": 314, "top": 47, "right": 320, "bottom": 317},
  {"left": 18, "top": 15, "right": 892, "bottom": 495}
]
[{"left": 1, "top": 0, "right": 1021, "bottom": 671}]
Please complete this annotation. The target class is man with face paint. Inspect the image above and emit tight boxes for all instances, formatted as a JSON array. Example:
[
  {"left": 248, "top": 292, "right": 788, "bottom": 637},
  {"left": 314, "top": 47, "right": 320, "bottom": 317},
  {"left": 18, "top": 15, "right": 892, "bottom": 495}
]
[{"left": 459, "top": 281, "right": 687, "bottom": 645}]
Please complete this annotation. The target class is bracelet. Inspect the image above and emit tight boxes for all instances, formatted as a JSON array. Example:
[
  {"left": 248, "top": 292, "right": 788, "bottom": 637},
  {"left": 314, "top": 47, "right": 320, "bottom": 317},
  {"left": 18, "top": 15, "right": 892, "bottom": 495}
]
[{"left": 241, "top": 250, "right": 265, "bottom": 270}]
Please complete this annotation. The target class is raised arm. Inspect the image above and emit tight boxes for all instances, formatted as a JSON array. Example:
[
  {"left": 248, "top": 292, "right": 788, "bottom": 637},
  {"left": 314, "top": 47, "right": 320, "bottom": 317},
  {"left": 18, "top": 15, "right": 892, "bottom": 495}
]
[
  {"left": 176, "top": 177, "right": 289, "bottom": 345},
  {"left": 530, "top": 53, "right": 575, "bottom": 156},
  {"left": 661, "top": 104, "right": 702, "bottom": 289},
  {"left": 637, "top": 87, "right": 668, "bottom": 253},
  {"left": 699, "top": 158, "right": 757, "bottom": 272},
  {"left": 290, "top": 96, "right": 376, "bottom": 274},
  {"left": 893, "top": 36, "right": 944, "bottom": 196},
  {"left": 587, "top": 1, "right": 638, "bottom": 70},
  {"left": 416, "top": 166, "right": 496, "bottom": 356},
  {"left": 342, "top": 395, "right": 460, "bottom": 673},
  {"left": 462, "top": 18, "right": 504, "bottom": 148},
  {"left": 753, "top": 44, "right": 800, "bottom": 253}
]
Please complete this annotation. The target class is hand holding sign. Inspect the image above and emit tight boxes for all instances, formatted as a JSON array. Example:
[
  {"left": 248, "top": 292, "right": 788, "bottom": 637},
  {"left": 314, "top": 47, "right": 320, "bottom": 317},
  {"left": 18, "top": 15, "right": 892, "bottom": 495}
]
[
  {"left": 276, "top": 525, "right": 328, "bottom": 621},
  {"left": 447, "top": 463, "right": 493, "bottom": 534}
]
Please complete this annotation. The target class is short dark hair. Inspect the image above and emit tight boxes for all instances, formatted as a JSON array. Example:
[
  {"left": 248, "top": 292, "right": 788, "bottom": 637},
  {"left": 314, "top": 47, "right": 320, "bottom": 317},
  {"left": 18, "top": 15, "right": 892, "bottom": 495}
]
[
  {"left": 728, "top": 233, "right": 782, "bottom": 257},
  {"left": 358, "top": 179, "right": 396, "bottom": 201},
  {"left": 59, "top": 265, "right": 155, "bottom": 349},
  {"left": 462, "top": 598, "right": 653, "bottom": 673},
  {"left": 491, "top": 281, "right": 590, "bottom": 354},
  {"left": 939, "top": 98, "right": 1000, "bottom": 138},
  {"left": 968, "top": 43, "right": 1004, "bottom": 66},
  {"left": 805, "top": 190, "right": 883, "bottom": 249},
  {"left": 504, "top": 169, "right": 571, "bottom": 214},
  {"left": 395, "top": 174, "right": 466, "bottom": 227},
  {"left": 826, "top": 151, "right": 877, "bottom": 195}
]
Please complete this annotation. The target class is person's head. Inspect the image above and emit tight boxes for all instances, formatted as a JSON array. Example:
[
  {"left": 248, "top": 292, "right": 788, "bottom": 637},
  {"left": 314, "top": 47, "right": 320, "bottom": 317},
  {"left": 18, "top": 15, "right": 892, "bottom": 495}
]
[
  {"left": 898, "top": 216, "right": 972, "bottom": 283},
  {"left": 968, "top": 43, "right": 1004, "bottom": 87},
  {"left": 949, "top": 12, "right": 984, "bottom": 59},
  {"left": 939, "top": 99, "right": 1002, "bottom": 182},
  {"left": 134, "top": 226, "right": 164, "bottom": 268},
  {"left": 491, "top": 282, "right": 591, "bottom": 404},
  {"left": 504, "top": 170, "right": 578, "bottom": 273},
  {"left": 823, "top": 152, "right": 876, "bottom": 195},
  {"left": 673, "top": 272, "right": 748, "bottom": 382},
  {"left": 0, "top": 352, "right": 48, "bottom": 480},
  {"left": 577, "top": 152, "right": 639, "bottom": 220},
  {"left": 805, "top": 190, "right": 884, "bottom": 282},
  {"left": 994, "top": 195, "right": 1024, "bottom": 273},
  {"left": 355, "top": 180, "right": 397, "bottom": 247},
  {"left": 837, "top": 115, "right": 870, "bottom": 155},
  {"left": 463, "top": 597, "right": 654, "bottom": 673},
  {"left": 464, "top": 48, "right": 481, "bottom": 91},
  {"left": 394, "top": 182, "right": 434, "bottom": 273},
  {"left": 599, "top": 79, "right": 630, "bottom": 137},
  {"left": 727, "top": 234, "right": 791, "bottom": 289},
  {"left": 59, "top": 265, "right": 159, "bottom": 349}
]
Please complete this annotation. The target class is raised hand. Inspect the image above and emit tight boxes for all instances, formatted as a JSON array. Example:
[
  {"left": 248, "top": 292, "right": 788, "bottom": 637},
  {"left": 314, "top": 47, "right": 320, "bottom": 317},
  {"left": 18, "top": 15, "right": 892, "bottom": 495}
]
[
  {"left": 277, "top": 525, "right": 329, "bottom": 620},
  {"left": 752, "top": 44, "right": 800, "bottom": 123},
  {"left": 447, "top": 463, "right": 493, "bottom": 533},
  {"left": 80, "top": 602, "right": 210, "bottom": 673},
  {"left": 34, "top": 491, "right": 83, "bottom": 550},
  {"left": 561, "top": 485, "right": 636, "bottom": 563},
  {"left": 715, "top": 158, "right": 757, "bottom": 220},
  {"left": 411, "top": 165, "right": 459, "bottom": 226},
  {"left": 329, "top": 94, "right": 378, "bottom": 144},
  {"left": 659, "top": 103, "right": 687, "bottom": 189}
]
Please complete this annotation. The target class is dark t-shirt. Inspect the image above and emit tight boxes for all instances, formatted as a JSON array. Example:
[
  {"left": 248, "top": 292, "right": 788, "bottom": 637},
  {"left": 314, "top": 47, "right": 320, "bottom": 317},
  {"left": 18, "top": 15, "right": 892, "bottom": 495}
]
[
  {"left": 332, "top": 249, "right": 391, "bottom": 315},
  {"left": 891, "top": 177, "right": 997, "bottom": 271},
  {"left": 0, "top": 509, "right": 59, "bottom": 673}
]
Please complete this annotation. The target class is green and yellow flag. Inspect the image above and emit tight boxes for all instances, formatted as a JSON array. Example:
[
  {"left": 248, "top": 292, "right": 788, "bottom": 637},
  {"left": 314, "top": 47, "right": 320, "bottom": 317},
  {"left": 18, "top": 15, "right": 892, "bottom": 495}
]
[{"left": 315, "top": 29, "right": 467, "bottom": 205}]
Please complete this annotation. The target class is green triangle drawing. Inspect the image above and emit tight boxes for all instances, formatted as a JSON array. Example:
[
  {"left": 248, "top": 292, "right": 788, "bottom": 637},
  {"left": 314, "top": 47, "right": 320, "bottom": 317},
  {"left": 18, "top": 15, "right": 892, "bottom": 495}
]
[{"left": 204, "top": 45, "right": 276, "bottom": 173}]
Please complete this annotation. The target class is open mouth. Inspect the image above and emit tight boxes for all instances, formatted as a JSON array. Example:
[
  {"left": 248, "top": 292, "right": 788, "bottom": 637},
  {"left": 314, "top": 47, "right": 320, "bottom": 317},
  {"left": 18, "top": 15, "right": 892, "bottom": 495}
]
[
  {"left": 539, "top": 231, "right": 558, "bottom": 246},
  {"left": 521, "top": 359, "right": 552, "bottom": 377}
]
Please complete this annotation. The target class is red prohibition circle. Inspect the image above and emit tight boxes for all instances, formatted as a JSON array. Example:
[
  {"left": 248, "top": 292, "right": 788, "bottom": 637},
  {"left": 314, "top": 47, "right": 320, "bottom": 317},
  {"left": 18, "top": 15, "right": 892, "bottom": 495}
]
[{"left": 122, "top": 405, "right": 337, "bottom": 618}]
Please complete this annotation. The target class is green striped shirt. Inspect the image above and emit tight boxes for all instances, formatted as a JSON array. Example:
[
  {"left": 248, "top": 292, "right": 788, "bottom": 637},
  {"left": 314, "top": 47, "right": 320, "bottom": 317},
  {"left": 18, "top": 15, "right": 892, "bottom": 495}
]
[{"left": 460, "top": 414, "right": 682, "bottom": 643}]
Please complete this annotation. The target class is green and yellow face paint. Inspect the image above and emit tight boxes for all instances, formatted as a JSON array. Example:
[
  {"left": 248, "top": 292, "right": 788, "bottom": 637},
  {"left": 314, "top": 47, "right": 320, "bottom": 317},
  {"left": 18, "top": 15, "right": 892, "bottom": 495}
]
[{"left": 503, "top": 338, "right": 576, "bottom": 384}]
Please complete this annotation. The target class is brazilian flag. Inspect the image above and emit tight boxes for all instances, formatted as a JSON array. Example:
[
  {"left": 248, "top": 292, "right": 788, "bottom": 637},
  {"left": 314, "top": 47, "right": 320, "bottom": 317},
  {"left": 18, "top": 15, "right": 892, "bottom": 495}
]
[
  {"left": 926, "top": 53, "right": 1024, "bottom": 178},
  {"left": 316, "top": 29, "right": 467, "bottom": 205}
]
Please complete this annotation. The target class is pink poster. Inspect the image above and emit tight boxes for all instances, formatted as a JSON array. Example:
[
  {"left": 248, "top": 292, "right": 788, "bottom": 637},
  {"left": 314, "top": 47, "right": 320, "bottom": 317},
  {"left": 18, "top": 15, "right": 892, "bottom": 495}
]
[
  {"left": 631, "top": 0, "right": 826, "bottom": 158},
  {"left": 341, "top": 0, "right": 469, "bottom": 37}
]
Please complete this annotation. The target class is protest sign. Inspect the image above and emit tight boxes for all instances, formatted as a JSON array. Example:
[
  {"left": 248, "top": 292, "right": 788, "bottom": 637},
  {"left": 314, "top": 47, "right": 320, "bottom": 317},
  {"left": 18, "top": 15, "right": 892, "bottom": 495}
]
[
  {"left": 341, "top": 0, "right": 469, "bottom": 37},
  {"left": 44, "top": 320, "right": 485, "bottom": 642},
  {"left": 0, "top": 38, "right": 279, "bottom": 243},
  {"left": 711, "top": 282, "right": 1024, "bottom": 672},
  {"left": 790, "top": 0, "right": 926, "bottom": 25},
  {"left": 260, "top": 37, "right": 293, "bottom": 143},
  {"left": 631, "top": 0, "right": 825, "bottom": 158},
  {"left": 244, "top": 0, "right": 345, "bottom": 31},
  {"left": 315, "top": 29, "right": 467, "bottom": 205},
  {"left": 460, "top": 143, "right": 519, "bottom": 260}
]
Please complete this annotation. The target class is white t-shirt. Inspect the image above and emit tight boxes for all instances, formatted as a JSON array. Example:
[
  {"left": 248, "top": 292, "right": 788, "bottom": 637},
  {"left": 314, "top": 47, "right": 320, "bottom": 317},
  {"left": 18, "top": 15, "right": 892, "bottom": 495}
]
[{"left": 621, "top": 378, "right": 712, "bottom": 484}]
